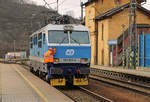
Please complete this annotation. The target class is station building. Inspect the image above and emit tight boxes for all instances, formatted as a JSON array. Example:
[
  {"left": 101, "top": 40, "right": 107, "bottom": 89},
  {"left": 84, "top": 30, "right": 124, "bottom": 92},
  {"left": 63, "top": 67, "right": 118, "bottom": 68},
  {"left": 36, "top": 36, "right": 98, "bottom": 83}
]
[{"left": 83, "top": 0, "right": 150, "bottom": 68}]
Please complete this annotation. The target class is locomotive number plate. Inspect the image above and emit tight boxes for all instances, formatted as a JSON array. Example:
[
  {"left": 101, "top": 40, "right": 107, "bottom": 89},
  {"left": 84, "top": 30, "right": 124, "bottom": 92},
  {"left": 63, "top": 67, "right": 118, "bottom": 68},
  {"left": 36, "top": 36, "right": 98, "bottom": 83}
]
[{"left": 61, "top": 58, "right": 80, "bottom": 63}]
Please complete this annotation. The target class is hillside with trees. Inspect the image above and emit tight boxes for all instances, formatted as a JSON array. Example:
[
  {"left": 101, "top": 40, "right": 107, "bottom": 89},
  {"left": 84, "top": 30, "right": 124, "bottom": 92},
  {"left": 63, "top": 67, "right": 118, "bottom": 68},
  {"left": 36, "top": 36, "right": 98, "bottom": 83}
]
[{"left": 0, "top": 0, "right": 79, "bottom": 57}]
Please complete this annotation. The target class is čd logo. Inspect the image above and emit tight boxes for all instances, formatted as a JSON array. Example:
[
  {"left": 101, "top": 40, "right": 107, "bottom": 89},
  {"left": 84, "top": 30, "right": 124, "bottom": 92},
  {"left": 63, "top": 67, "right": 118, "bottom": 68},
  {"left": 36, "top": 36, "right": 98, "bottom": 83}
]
[{"left": 65, "top": 49, "right": 75, "bottom": 56}]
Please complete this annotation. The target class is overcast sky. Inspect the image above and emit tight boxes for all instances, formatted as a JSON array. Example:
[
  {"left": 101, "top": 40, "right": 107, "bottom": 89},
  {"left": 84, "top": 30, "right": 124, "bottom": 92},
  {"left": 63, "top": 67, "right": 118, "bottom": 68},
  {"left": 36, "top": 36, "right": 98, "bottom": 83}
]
[{"left": 31, "top": 0, "right": 150, "bottom": 18}]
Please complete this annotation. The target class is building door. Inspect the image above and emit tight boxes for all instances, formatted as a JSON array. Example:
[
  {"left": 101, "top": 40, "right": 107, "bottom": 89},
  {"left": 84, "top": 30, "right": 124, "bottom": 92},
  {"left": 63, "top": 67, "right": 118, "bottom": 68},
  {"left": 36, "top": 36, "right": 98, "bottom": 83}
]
[{"left": 139, "top": 34, "right": 150, "bottom": 67}]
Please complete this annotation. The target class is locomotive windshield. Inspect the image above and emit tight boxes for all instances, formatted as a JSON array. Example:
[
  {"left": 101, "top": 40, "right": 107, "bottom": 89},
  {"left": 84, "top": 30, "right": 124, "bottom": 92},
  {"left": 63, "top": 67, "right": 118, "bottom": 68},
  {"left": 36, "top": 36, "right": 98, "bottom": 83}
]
[
  {"left": 48, "top": 31, "right": 69, "bottom": 44},
  {"left": 48, "top": 30, "right": 90, "bottom": 44},
  {"left": 70, "top": 31, "right": 89, "bottom": 44}
]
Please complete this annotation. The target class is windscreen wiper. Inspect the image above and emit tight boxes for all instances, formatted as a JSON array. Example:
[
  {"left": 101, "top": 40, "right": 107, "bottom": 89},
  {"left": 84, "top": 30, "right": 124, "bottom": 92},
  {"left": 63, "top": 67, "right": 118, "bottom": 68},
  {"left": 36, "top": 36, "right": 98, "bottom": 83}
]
[
  {"left": 70, "top": 37, "right": 80, "bottom": 45},
  {"left": 59, "top": 37, "right": 67, "bottom": 44}
]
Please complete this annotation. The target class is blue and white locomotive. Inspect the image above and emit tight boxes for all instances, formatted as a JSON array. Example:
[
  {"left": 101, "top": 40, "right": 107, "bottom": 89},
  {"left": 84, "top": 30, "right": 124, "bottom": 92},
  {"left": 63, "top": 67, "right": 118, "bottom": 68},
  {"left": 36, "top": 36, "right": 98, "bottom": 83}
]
[{"left": 29, "top": 24, "right": 91, "bottom": 86}]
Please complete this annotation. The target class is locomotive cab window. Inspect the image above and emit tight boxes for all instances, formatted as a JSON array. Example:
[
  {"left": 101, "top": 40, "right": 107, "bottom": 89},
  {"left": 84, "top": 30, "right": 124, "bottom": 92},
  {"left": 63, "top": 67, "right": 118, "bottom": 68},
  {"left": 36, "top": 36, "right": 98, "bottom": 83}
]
[
  {"left": 48, "top": 30, "right": 69, "bottom": 44},
  {"left": 70, "top": 31, "right": 90, "bottom": 44},
  {"left": 48, "top": 30, "right": 89, "bottom": 44}
]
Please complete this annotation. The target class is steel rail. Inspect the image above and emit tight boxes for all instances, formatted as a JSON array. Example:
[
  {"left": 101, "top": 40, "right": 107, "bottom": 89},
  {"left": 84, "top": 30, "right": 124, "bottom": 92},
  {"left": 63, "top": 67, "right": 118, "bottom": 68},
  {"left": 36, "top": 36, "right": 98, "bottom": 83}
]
[
  {"left": 90, "top": 74, "right": 150, "bottom": 96},
  {"left": 79, "top": 86, "right": 113, "bottom": 102},
  {"left": 20, "top": 64, "right": 112, "bottom": 102}
]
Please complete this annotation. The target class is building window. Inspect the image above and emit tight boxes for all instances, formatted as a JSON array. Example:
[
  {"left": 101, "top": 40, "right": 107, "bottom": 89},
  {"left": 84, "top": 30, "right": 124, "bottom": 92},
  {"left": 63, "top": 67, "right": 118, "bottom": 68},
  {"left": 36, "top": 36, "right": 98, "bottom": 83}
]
[
  {"left": 102, "top": 23, "right": 104, "bottom": 40},
  {"left": 102, "top": 0, "right": 104, "bottom": 4},
  {"left": 115, "top": 0, "right": 121, "bottom": 5},
  {"left": 88, "top": 10, "right": 91, "bottom": 27}
]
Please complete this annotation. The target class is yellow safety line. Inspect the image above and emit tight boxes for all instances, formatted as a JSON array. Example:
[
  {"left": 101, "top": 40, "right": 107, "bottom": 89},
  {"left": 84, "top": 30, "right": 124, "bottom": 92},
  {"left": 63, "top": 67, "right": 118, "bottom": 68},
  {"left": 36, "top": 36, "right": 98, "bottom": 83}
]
[{"left": 15, "top": 68, "right": 49, "bottom": 102}]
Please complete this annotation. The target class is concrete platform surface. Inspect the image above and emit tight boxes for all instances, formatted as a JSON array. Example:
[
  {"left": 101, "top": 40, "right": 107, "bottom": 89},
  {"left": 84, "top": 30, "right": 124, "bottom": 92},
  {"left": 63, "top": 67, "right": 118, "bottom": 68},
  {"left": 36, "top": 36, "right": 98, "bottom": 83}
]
[
  {"left": 91, "top": 65, "right": 150, "bottom": 78},
  {"left": 0, "top": 63, "right": 74, "bottom": 102}
]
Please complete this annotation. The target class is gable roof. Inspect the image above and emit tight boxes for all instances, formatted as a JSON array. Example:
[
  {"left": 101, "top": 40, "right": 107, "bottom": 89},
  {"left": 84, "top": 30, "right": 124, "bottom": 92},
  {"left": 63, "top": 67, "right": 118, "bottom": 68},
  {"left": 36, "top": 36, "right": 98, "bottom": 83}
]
[
  {"left": 137, "top": 0, "right": 147, "bottom": 4},
  {"left": 82, "top": 0, "right": 146, "bottom": 6},
  {"left": 95, "top": 3, "right": 150, "bottom": 20},
  {"left": 82, "top": 0, "right": 98, "bottom": 6},
  {"left": 117, "top": 24, "right": 150, "bottom": 44}
]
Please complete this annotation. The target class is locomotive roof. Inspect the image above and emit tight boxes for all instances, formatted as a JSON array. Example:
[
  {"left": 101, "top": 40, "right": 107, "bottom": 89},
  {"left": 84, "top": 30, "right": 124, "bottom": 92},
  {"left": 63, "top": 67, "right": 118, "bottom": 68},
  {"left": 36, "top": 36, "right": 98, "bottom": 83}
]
[{"left": 30, "top": 24, "right": 89, "bottom": 37}]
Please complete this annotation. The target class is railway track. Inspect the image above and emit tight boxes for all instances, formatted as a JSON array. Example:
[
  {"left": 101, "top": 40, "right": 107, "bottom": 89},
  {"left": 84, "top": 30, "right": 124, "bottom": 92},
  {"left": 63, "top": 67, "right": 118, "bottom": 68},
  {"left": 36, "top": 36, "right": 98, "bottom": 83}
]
[
  {"left": 90, "top": 68, "right": 150, "bottom": 96},
  {"left": 21, "top": 64, "right": 113, "bottom": 102},
  {"left": 79, "top": 86, "right": 113, "bottom": 102},
  {"left": 20, "top": 64, "right": 150, "bottom": 101},
  {"left": 57, "top": 86, "right": 113, "bottom": 102}
]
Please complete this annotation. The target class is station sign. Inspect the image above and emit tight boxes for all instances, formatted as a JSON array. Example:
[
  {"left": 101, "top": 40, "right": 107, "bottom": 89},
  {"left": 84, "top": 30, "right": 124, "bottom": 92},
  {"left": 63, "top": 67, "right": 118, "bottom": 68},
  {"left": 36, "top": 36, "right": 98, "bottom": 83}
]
[{"left": 108, "top": 40, "right": 118, "bottom": 45}]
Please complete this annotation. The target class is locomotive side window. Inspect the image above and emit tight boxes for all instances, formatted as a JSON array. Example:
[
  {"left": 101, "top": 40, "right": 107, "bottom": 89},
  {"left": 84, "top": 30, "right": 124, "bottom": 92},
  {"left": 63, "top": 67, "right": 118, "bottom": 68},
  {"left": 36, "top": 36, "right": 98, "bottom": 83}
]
[
  {"left": 35, "top": 35, "right": 38, "bottom": 45},
  {"left": 30, "top": 37, "right": 33, "bottom": 48},
  {"left": 38, "top": 41, "right": 42, "bottom": 48},
  {"left": 38, "top": 33, "right": 42, "bottom": 40},
  {"left": 33, "top": 34, "right": 38, "bottom": 45},
  {"left": 30, "top": 37, "right": 32, "bottom": 43},
  {"left": 43, "top": 34, "right": 45, "bottom": 44},
  {"left": 30, "top": 43, "right": 33, "bottom": 48}
]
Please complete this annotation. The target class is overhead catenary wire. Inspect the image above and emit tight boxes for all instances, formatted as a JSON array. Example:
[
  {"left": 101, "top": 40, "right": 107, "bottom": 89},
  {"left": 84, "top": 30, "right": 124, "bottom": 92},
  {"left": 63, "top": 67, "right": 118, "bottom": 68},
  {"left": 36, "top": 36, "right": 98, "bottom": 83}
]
[
  {"left": 41, "top": 0, "right": 66, "bottom": 12},
  {"left": 53, "top": 0, "right": 68, "bottom": 12},
  {"left": 58, "top": 0, "right": 68, "bottom": 6},
  {"left": 42, "top": 0, "right": 57, "bottom": 9}
]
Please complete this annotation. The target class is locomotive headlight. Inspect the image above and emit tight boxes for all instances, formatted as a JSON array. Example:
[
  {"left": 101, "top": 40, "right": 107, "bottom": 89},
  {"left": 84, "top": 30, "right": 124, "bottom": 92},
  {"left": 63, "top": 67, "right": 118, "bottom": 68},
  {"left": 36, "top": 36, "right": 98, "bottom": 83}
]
[
  {"left": 80, "top": 58, "right": 88, "bottom": 63},
  {"left": 54, "top": 58, "right": 59, "bottom": 62}
]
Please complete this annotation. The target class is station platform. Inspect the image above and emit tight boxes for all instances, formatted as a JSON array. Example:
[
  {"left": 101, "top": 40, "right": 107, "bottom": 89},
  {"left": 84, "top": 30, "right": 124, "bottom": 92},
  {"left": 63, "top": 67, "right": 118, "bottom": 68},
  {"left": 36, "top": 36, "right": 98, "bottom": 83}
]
[
  {"left": 91, "top": 65, "right": 150, "bottom": 78},
  {"left": 0, "top": 63, "right": 74, "bottom": 102}
]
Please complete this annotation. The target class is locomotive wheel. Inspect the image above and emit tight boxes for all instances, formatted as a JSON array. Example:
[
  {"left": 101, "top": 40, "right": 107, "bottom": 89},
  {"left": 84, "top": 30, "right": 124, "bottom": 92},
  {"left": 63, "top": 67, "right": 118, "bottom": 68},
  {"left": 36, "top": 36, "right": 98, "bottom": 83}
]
[
  {"left": 29, "top": 67, "right": 33, "bottom": 73},
  {"left": 35, "top": 70, "right": 39, "bottom": 76},
  {"left": 39, "top": 71, "right": 43, "bottom": 79},
  {"left": 46, "top": 75, "right": 50, "bottom": 84}
]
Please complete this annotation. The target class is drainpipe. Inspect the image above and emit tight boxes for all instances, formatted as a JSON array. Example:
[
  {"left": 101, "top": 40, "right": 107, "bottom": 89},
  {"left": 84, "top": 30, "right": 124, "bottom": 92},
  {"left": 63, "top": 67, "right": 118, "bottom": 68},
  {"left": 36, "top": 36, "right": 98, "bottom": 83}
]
[
  {"left": 143, "top": 31, "right": 145, "bottom": 67},
  {"left": 122, "top": 24, "right": 125, "bottom": 67},
  {"left": 108, "top": 45, "right": 110, "bottom": 66},
  {"left": 116, "top": 44, "right": 118, "bottom": 66},
  {"left": 112, "top": 45, "right": 114, "bottom": 67}
]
